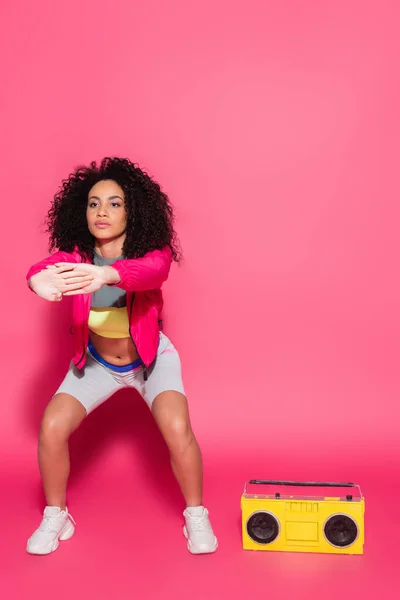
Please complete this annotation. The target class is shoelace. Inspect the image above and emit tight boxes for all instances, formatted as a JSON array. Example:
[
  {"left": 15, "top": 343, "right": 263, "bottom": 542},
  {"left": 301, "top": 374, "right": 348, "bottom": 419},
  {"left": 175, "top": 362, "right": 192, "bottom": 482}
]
[
  {"left": 39, "top": 516, "right": 61, "bottom": 533},
  {"left": 39, "top": 511, "right": 76, "bottom": 533},
  {"left": 187, "top": 515, "right": 211, "bottom": 532}
]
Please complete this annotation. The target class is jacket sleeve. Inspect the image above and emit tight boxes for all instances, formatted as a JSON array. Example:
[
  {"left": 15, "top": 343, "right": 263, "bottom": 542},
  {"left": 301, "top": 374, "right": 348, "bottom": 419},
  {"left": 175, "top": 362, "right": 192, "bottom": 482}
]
[
  {"left": 26, "top": 250, "right": 80, "bottom": 283},
  {"left": 110, "top": 247, "right": 173, "bottom": 292}
]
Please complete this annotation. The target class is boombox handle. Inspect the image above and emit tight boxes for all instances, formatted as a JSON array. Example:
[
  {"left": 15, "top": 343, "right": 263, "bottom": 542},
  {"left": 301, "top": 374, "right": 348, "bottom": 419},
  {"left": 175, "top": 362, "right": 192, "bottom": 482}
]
[{"left": 245, "top": 480, "right": 363, "bottom": 498}]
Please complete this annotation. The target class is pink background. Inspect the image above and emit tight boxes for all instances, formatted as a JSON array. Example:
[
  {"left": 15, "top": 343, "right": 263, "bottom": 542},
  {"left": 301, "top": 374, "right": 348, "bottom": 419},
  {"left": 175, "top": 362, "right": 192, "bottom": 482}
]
[{"left": 1, "top": 0, "right": 399, "bottom": 597}]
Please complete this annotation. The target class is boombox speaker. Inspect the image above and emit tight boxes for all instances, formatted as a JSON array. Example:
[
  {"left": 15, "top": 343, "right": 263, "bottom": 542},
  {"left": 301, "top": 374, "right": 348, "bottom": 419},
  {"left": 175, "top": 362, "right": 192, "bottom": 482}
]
[{"left": 241, "top": 480, "right": 365, "bottom": 554}]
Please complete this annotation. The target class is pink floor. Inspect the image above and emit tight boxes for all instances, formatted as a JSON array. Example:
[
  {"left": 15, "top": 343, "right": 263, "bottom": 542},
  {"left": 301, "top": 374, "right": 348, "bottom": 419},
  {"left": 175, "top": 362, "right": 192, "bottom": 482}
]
[
  {"left": 2, "top": 0, "right": 399, "bottom": 597},
  {"left": 2, "top": 396, "right": 399, "bottom": 600}
]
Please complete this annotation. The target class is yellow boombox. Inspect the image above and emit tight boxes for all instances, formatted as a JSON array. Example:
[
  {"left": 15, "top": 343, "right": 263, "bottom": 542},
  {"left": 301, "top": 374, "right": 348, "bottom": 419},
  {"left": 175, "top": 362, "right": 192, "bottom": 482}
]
[{"left": 241, "top": 480, "right": 365, "bottom": 555}]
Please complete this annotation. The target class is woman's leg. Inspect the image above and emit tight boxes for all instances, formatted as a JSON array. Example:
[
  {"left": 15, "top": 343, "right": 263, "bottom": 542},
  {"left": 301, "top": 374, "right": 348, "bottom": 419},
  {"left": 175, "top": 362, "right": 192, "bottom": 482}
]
[
  {"left": 139, "top": 336, "right": 217, "bottom": 553},
  {"left": 27, "top": 357, "right": 122, "bottom": 555},
  {"left": 151, "top": 391, "right": 202, "bottom": 507},
  {"left": 38, "top": 393, "right": 87, "bottom": 510},
  {"left": 151, "top": 390, "right": 218, "bottom": 554},
  {"left": 39, "top": 353, "right": 122, "bottom": 510},
  {"left": 26, "top": 393, "right": 87, "bottom": 555}
]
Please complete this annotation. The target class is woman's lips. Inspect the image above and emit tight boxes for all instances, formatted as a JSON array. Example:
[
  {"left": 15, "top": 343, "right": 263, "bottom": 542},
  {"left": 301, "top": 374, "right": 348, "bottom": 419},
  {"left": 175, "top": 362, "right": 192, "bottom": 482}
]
[{"left": 95, "top": 222, "right": 111, "bottom": 229}]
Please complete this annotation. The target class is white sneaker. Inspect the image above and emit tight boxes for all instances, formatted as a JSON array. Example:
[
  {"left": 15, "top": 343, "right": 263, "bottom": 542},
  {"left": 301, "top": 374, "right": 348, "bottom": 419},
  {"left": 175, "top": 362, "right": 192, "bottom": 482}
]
[
  {"left": 26, "top": 506, "right": 76, "bottom": 555},
  {"left": 183, "top": 506, "right": 218, "bottom": 554}
]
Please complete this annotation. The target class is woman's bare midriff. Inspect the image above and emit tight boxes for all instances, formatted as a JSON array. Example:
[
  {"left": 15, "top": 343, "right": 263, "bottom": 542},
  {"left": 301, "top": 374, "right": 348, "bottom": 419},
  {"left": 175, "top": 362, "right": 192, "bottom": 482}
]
[{"left": 89, "top": 330, "right": 139, "bottom": 365}]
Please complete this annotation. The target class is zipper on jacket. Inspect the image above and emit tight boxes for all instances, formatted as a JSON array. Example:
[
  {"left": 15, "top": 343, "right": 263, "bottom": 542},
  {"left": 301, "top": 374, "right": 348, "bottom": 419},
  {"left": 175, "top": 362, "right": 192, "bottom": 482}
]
[
  {"left": 70, "top": 326, "right": 86, "bottom": 368},
  {"left": 73, "top": 293, "right": 91, "bottom": 369},
  {"left": 75, "top": 344, "right": 86, "bottom": 369},
  {"left": 128, "top": 293, "right": 148, "bottom": 381}
]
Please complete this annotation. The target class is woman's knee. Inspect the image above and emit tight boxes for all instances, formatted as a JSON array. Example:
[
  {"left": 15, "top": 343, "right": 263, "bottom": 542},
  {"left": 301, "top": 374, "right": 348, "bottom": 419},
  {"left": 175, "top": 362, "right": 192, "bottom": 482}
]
[
  {"left": 40, "top": 416, "right": 68, "bottom": 444},
  {"left": 40, "top": 393, "right": 86, "bottom": 444},
  {"left": 165, "top": 417, "right": 194, "bottom": 452}
]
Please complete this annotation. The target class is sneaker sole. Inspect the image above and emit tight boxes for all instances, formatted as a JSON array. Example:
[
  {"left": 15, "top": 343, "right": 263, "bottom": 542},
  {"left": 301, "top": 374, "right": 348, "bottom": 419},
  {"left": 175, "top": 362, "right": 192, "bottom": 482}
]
[
  {"left": 183, "top": 526, "right": 218, "bottom": 554},
  {"left": 26, "top": 520, "right": 75, "bottom": 555}
]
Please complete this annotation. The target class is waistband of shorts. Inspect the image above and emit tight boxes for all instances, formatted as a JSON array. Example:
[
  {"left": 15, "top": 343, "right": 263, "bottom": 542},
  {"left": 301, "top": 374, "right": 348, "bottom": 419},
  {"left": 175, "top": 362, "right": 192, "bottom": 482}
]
[{"left": 87, "top": 339, "right": 143, "bottom": 373}]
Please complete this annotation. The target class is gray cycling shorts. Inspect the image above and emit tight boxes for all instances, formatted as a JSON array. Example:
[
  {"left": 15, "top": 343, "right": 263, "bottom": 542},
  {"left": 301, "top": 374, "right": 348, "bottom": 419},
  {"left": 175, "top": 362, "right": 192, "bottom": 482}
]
[{"left": 56, "top": 333, "right": 185, "bottom": 414}]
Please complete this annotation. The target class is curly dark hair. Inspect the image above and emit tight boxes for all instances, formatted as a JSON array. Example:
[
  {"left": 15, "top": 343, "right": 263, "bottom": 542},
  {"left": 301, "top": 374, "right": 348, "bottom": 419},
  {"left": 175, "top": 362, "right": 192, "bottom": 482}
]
[{"left": 46, "top": 157, "right": 181, "bottom": 262}]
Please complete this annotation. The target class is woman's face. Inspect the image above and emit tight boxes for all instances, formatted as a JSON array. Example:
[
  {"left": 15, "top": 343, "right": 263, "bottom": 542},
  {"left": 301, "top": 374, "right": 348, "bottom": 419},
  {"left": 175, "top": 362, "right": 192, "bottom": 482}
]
[{"left": 86, "top": 179, "right": 127, "bottom": 242}]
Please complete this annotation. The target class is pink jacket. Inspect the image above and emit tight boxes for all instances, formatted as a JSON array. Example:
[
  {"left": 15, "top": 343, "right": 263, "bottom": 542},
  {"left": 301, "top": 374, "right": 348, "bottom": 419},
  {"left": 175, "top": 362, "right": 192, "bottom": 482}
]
[{"left": 26, "top": 247, "right": 173, "bottom": 373}]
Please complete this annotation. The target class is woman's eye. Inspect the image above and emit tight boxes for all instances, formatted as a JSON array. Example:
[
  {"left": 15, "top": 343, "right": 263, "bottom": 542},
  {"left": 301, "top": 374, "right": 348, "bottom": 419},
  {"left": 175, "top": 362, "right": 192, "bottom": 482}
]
[
  {"left": 89, "top": 202, "right": 98, "bottom": 208},
  {"left": 111, "top": 203, "right": 121, "bottom": 208}
]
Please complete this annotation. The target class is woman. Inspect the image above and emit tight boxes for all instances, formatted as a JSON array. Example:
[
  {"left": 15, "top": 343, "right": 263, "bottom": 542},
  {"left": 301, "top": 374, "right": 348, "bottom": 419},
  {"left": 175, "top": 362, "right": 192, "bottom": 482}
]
[{"left": 26, "top": 157, "right": 218, "bottom": 555}]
